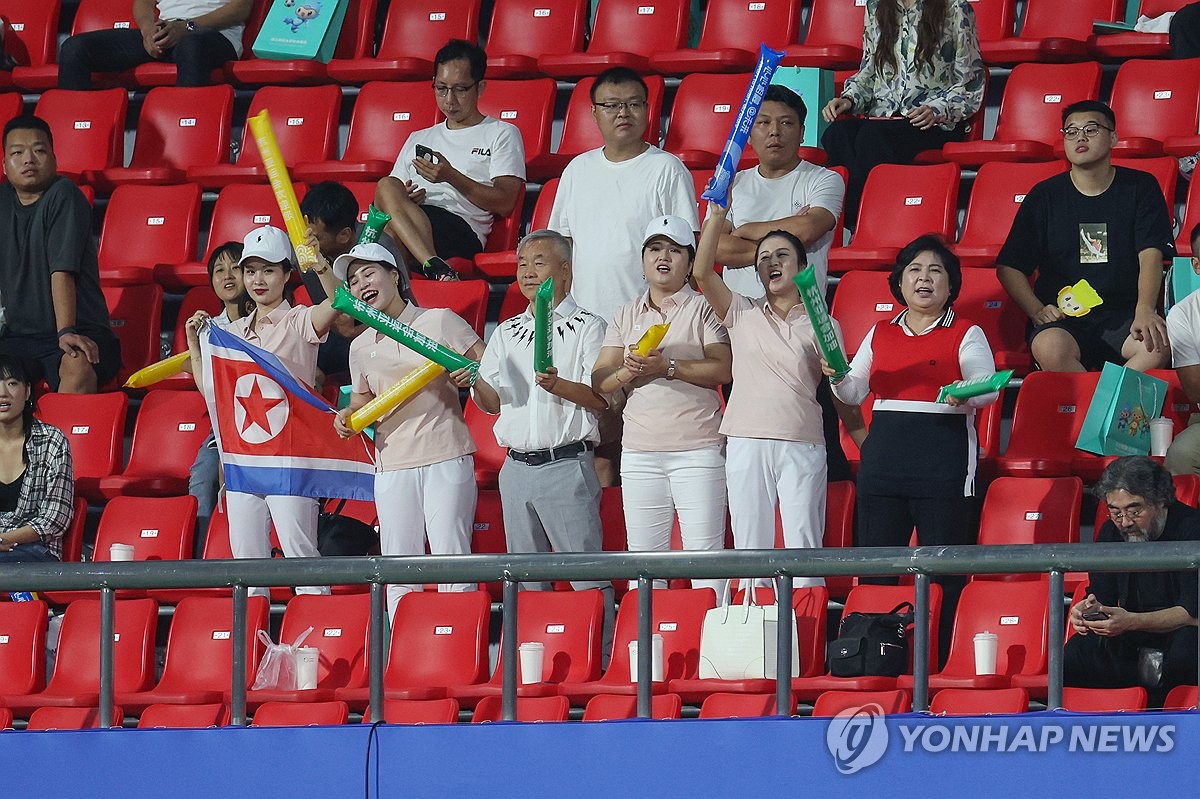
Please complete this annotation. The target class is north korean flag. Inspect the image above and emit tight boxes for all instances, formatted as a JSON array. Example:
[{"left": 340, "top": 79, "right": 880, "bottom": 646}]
[{"left": 200, "top": 324, "right": 375, "bottom": 500}]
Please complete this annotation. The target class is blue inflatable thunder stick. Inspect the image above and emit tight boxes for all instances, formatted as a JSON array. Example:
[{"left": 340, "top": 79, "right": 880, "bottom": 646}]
[{"left": 701, "top": 43, "right": 785, "bottom": 208}]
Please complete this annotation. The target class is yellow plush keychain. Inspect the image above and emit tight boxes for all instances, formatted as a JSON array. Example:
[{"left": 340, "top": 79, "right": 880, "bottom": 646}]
[{"left": 1057, "top": 279, "right": 1103, "bottom": 317}]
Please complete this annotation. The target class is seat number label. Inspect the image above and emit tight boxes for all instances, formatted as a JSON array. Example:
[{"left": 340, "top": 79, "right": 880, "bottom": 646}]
[
  {"left": 1000, "top": 616, "right": 1018, "bottom": 625},
  {"left": 1024, "top": 512, "right": 1042, "bottom": 521},
  {"left": 713, "top": 104, "right": 731, "bottom": 113},
  {"left": 253, "top": 215, "right": 271, "bottom": 223},
  {"left": 430, "top": 12, "right": 446, "bottom": 20},
  {"left": 875, "top": 303, "right": 894, "bottom": 312},
  {"left": 546, "top": 624, "right": 565, "bottom": 634},
  {"left": 179, "top": 118, "right": 196, "bottom": 127},
  {"left": 435, "top": 626, "right": 453, "bottom": 635},
  {"left": 1043, "top": 94, "right": 1061, "bottom": 103},
  {"left": 140, "top": 529, "right": 159, "bottom": 538},
  {"left": 1154, "top": 90, "right": 1172, "bottom": 99},
  {"left": 534, "top": 8, "right": 551, "bottom": 16},
  {"left": 213, "top": 631, "right": 231, "bottom": 640},
  {"left": 324, "top": 628, "right": 342, "bottom": 637},
  {"left": 638, "top": 6, "right": 656, "bottom": 13},
  {"left": 904, "top": 196, "right": 923, "bottom": 205},
  {"left": 394, "top": 112, "right": 410, "bottom": 121},
  {"left": 501, "top": 110, "right": 517, "bottom": 119},
  {"left": 74, "top": 121, "right": 92, "bottom": 129},
  {"left": 179, "top": 423, "right": 196, "bottom": 431},
  {"left": 658, "top": 622, "right": 677, "bottom": 632},
  {"left": 72, "top": 426, "right": 90, "bottom": 434},
  {"left": 147, "top": 217, "right": 165, "bottom": 225}
]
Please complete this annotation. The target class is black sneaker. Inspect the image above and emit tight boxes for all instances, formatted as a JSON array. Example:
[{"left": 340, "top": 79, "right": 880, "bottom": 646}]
[{"left": 421, "top": 256, "right": 459, "bottom": 281}]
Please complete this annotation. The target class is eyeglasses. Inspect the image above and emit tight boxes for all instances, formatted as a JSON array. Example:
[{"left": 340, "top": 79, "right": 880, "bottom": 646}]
[
  {"left": 1107, "top": 502, "right": 1148, "bottom": 521},
  {"left": 432, "top": 82, "right": 479, "bottom": 97},
  {"left": 1061, "top": 123, "right": 1114, "bottom": 140},
  {"left": 593, "top": 100, "right": 648, "bottom": 115}
]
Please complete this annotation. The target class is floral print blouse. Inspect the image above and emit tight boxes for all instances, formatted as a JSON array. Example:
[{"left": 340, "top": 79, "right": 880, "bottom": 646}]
[{"left": 841, "top": 0, "right": 985, "bottom": 129}]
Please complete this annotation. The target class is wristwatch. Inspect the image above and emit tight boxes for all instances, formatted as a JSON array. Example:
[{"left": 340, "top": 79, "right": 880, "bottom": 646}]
[
  {"left": 666, "top": 358, "right": 677, "bottom": 380},
  {"left": 184, "top": 18, "right": 197, "bottom": 32}
]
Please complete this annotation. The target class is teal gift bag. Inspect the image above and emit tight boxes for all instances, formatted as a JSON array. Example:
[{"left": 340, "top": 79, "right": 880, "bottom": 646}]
[
  {"left": 1075, "top": 362, "right": 1167, "bottom": 456},
  {"left": 252, "top": 0, "right": 348, "bottom": 63},
  {"left": 769, "top": 67, "right": 835, "bottom": 149}
]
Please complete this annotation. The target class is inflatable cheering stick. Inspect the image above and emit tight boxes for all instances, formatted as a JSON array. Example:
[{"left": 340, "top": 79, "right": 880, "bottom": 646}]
[
  {"left": 534, "top": 277, "right": 554, "bottom": 373},
  {"left": 348, "top": 360, "right": 446, "bottom": 433},
  {"left": 248, "top": 110, "right": 319, "bottom": 271}
]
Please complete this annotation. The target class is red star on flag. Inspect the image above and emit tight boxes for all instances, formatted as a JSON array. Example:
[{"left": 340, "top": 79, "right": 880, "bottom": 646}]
[{"left": 237, "top": 376, "right": 285, "bottom": 435}]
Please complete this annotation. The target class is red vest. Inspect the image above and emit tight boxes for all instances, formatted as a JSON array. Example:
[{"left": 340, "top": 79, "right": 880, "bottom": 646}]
[{"left": 869, "top": 315, "right": 971, "bottom": 402}]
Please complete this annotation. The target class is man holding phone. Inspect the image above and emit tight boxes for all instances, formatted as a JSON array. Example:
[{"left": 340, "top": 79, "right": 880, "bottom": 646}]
[
  {"left": 58, "top": 0, "right": 252, "bottom": 89},
  {"left": 1065, "top": 457, "right": 1199, "bottom": 698},
  {"left": 375, "top": 39, "right": 525, "bottom": 281}
]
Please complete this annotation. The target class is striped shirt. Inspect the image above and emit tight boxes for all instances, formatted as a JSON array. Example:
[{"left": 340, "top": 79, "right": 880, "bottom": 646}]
[{"left": 0, "top": 420, "right": 73, "bottom": 558}]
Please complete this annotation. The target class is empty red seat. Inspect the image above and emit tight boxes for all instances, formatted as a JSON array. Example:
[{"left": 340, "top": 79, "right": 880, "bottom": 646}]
[
  {"left": 957, "top": 161, "right": 1066, "bottom": 268},
  {"left": 408, "top": 280, "right": 490, "bottom": 338},
  {"left": 25, "top": 706, "right": 124, "bottom": 730},
  {"left": 663, "top": 73, "right": 764, "bottom": 170},
  {"left": 475, "top": 179, "right": 559, "bottom": 280},
  {"left": 485, "top": 0, "right": 588, "bottom": 78},
  {"left": 780, "top": 0, "right": 864, "bottom": 70},
  {"left": 137, "top": 702, "right": 230, "bottom": 728},
  {"left": 1060, "top": 686, "right": 1149, "bottom": 712},
  {"left": 252, "top": 700, "right": 350, "bottom": 727},
  {"left": 325, "top": 0, "right": 481, "bottom": 84},
  {"left": 811, "top": 689, "right": 911, "bottom": 716},
  {"left": 954, "top": 266, "right": 1037, "bottom": 374},
  {"left": 228, "top": 0, "right": 378, "bottom": 85},
  {"left": 471, "top": 694, "right": 570, "bottom": 722},
  {"left": 981, "top": 0, "right": 1122, "bottom": 64},
  {"left": 476, "top": 77, "right": 557, "bottom": 173},
  {"left": 974, "top": 476, "right": 1083, "bottom": 555},
  {"left": 537, "top": 0, "right": 688, "bottom": 78},
  {"left": 97, "top": 389, "right": 211, "bottom": 498},
  {"left": 994, "top": 371, "right": 1102, "bottom": 478},
  {"left": 363, "top": 697, "right": 461, "bottom": 724},
  {"left": 1108, "top": 58, "right": 1200, "bottom": 158},
  {"left": 97, "top": 183, "right": 201, "bottom": 285},
  {"left": 0, "top": 93, "right": 22, "bottom": 128},
  {"left": 650, "top": 0, "right": 801, "bottom": 75},
  {"left": 102, "top": 284, "right": 164, "bottom": 387},
  {"left": 35, "top": 391, "right": 127, "bottom": 502},
  {"left": 466, "top": 398, "right": 506, "bottom": 489},
  {"left": 928, "top": 687, "right": 1029, "bottom": 715},
  {"left": 0, "top": 600, "right": 49, "bottom": 697},
  {"left": 33, "top": 88, "right": 127, "bottom": 183},
  {"left": 5, "top": 0, "right": 61, "bottom": 90},
  {"left": 581, "top": 692, "right": 683, "bottom": 720},
  {"left": 1163, "top": 685, "right": 1199, "bottom": 709},
  {"left": 1088, "top": 0, "right": 1192, "bottom": 59},
  {"left": 698, "top": 692, "right": 793, "bottom": 718}
]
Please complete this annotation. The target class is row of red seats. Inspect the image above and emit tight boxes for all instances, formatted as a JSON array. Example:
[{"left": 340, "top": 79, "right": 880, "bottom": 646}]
[
  {"left": 0, "top": 0, "right": 1189, "bottom": 96},
  {"left": 4, "top": 585, "right": 1195, "bottom": 727}
]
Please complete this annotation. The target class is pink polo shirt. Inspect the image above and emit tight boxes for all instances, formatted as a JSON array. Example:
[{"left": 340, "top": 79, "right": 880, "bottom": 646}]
[
  {"left": 718, "top": 293, "right": 832, "bottom": 445},
  {"left": 604, "top": 287, "right": 728, "bottom": 452},
  {"left": 229, "top": 301, "right": 325, "bottom": 387},
  {"left": 348, "top": 303, "right": 481, "bottom": 471}
]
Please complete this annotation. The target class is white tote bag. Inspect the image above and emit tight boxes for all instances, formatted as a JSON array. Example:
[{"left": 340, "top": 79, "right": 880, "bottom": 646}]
[{"left": 698, "top": 585, "right": 800, "bottom": 680}]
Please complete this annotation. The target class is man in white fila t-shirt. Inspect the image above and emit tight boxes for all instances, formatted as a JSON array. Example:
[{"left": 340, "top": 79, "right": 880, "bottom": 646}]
[
  {"left": 718, "top": 84, "right": 844, "bottom": 300},
  {"left": 375, "top": 39, "right": 526, "bottom": 281}
]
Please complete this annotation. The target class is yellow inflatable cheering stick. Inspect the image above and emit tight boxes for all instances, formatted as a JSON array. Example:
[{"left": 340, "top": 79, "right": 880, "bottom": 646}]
[{"left": 247, "top": 109, "right": 319, "bottom": 271}]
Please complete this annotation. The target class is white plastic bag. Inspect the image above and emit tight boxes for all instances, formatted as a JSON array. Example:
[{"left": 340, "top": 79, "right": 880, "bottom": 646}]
[{"left": 251, "top": 626, "right": 314, "bottom": 691}]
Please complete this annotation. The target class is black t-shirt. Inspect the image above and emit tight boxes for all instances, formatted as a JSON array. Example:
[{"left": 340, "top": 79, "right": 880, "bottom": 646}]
[
  {"left": 0, "top": 177, "right": 111, "bottom": 337},
  {"left": 997, "top": 166, "right": 1175, "bottom": 327},
  {"left": 0, "top": 470, "right": 23, "bottom": 512},
  {"left": 1089, "top": 501, "right": 1200, "bottom": 618}
]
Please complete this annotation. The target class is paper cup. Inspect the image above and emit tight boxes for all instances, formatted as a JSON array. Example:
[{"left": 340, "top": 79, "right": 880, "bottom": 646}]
[
  {"left": 518, "top": 641, "right": 544, "bottom": 685},
  {"left": 973, "top": 632, "right": 999, "bottom": 676},
  {"left": 1150, "top": 417, "right": 1174, "bottom": 457},
  {"left": 628, "top": 635, "right": 665, "bottom": 682},
  {"left": 109, "top": 543, "right": 134, "bottom": 562},
  {"left": 294, "top": 646, "right": 319, "bottom": 690}
]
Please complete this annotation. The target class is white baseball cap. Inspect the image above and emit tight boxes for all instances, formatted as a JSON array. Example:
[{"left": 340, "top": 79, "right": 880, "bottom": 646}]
[
  {"left": 332, "top": 242, "right": 400, "bottom": 282},
  {"left": 240, "top": 225, "right": 295, "bottom": 267},
  {"left": 642, "top": 215, "right": 696, "bottom": 248}
]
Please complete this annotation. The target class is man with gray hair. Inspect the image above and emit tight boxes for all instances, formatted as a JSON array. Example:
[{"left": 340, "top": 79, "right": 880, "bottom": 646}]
[
  {"left": 1065, "top": 456, "right": 1199, "bottom": 697},
  {"left": 457, "top": 230, "right": 614, "bottom": 618}
]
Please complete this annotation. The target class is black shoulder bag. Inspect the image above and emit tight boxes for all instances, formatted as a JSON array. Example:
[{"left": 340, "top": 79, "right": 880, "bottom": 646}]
[{"left": 828, "top": 602, "right": 915, "bottom": 677}]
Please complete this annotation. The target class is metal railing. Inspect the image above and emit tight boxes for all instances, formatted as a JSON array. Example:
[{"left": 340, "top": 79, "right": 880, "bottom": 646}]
[{"left": 2, "top": 542, "right": 1198, "bottom": 727}]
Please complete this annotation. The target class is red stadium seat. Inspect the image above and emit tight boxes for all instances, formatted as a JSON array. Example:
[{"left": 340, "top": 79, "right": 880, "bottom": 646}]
[
  {"left": 975, "top": 476, "right": 1083, "bottom": 555},
  {"left": 162, "top": 287, "right": 224, "bottom": 389},
  {"left": 335, "top": 591, "right": 491, "bottom": 710},
  {"left": 452, "top": 589, "right": 604, "bottom": 707},
  {"left": 17, "top": 0, "right": 142, "bottom": 88},
  {"left": 476, "top": 77, "right": 556, "bottom": 172},
  {"left": 699, "top": 692, "right": 793, "bottom": 718},
  {"left": 981, "top": 0, "right": 1122, "bottom": 64},
  {"left": 33, "top": 88, "right": 127, "bottom": 183},
  {"left": 294, "top": 81, "right": 440, "bottom": 184},
  {"left": 826, "top": 163, "right": 960, "bottom": 273},
  {"left": 1115, "top": 157, "right": 1178, "bottom": 225},
  {"left": 954, "top": 266, "right": 1034, "bottom": 374},
  {"left": 466, "top": 398, "right": 506, "bottom": 489},
  {"left": 116, "top": 595, "right": 270, "bottom": 713},
  {"left": 956, "top": 161, "right": 1066, "bottom": 267},
  {"left": 187, "top": 85, "right": 341, "bottom": 189},
  {"left": 822, "top": 481, "right": 856, "bottom": 599},
  {"left": 244, "top": 593, "right": 370, "bottom": 708},
  {"left": 1176, "top": 172, "right": 1200, "bottom": 256},
  {"left": 971, "top": 0, "right": 1020, "bottom": 45},
  {"left": 91, "top": 85, "right": 234, "bottom": 189},
  {"left": 0, "top": 599, "right": 157, "bottom": 716},
  {"left": 829, "top": 270, "right": 896, "bottom": 358},
  {"left": 898, "top": 579, "right": 1050, "bottom": 695},
  {"left": 97, "top": 183, "right": 201, "bottom": 285},
  {"left": 472, "top": 490, "right": 506, "bottom": 598},
  {"left": 1060, "top": 686, "right": 1148, "bottom": 712},
  {"left": 943, "top": 62, "right": 1102, "bottom": 167},
  {"left": 252, "top": 700, "right": 349, "bottom": 726},
  {"left": 35, "top": 391, "right": 127, "bottom": 503},
  {"left": 445, "top": 181, "right": 526, "bottom": 279},
  {"left": 363, "top": 697, "right": 461, "bottom": 724},
  {"left": 0, "top": 708, "right": 11, "bottom": 729},
  {"left": 537, "top": 0, "right": 688, "bottom": 78},
  {"left": 61, "top": 496, "right": 89, "bottom": 564},
  {"left": 651, "top": 0, "right": 801, "bottom": 74},
  {"left": 130, "top": 2, "right": 268, "bottom": 88},
  {"left": 559, "top": 588, "right": 716, "bottom": 705},
  {"left": 137, "top": 702, "right": 230, "bottom": 728},
  {"left": 25, "top": 706, "right": 124, "bottom": 730},
  {"left": 475, "top": 179, "right": 559, "bottom": 280},
  {"left": 1163, "top": 685, "right": 1199, "bottom": 709},
  {"left": 1088, "top": 0, "right": 1192, "bottom": 59},
  {"left": 0, "top": 600, "right": 49, "bottom": 697},
  {"left": 994, "top": 371, "right": 1102, "bottom": 478},
  {"left": 663, "top": 73, "right": 764, "bottom": 170},
  {"left": 471, "top": 694, "right": 570, "bottom": 722},
  {"left": 581, "top": 692, "right": 683, "bottom": 720},
  {"left": 102, "top": 284, "right": 164, "bottom": 387},
  {"left": 780, "top": 0, "right": 864, "bottom": 69},
  {"left": 811, "top": 689, "right": 911, "bottom": 716},
  {"left": 325, "top": 0, "right": 481, "bottom": 83},
  {"left": 0, "top": 93, "right": 23, "bottom": 129},
  {"left": 485, "top": 0, "right": 588, "bottom": 78},
  {"left": 408, "top": 280, "right": 489, "bottom": 338},
  {"left": 929, "top": 687, "right": 1029, "bottom": 715},
  {"left": 5, "top": 0, "right": 61, "bottom": 90},
  {"left": 228, "top": 0, "right": 377, "bottom": 85},
  {"left": 98, "top": 389, "right": 211, "bottom": 498},
  {"left": 1108, "top": 59, "right": 1200, "bottom": 158},
  {"left": 526, "top": 77, "right": 665, "bottom": 182}
]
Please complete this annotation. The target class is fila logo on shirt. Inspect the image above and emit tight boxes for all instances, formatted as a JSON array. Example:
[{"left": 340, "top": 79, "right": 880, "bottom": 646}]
[{"left": 471, "top": 147, "right": 492, "bottom": 157}]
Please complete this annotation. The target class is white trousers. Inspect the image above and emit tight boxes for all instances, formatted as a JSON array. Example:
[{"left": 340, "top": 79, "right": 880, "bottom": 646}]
[
  {"left": 621, "top": 446, "right": 727, "bottom": 595},
  {"left": 225, "top": 491, "right": 328, "bottom": 596},
  {"left": 375, "top": 455, "right": 477, "bottom": 618},
  {"left": 725, "top": 437, "right": 826, "bottom": 589}
]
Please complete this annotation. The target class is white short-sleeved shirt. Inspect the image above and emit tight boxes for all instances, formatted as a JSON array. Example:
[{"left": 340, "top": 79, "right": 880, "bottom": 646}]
[
  {"left": 603, "top": 287, "right": 728, "bottom": 452},
  {"left": 390, "top": 117, "right": 526, "bottom": 246},
  {"left": 229, "top": 301, "right": 325, "bottom": 387},
  {"left": 1168, "top": 290, "right": 1200, "bottom": 370},
  {"left": 349, "top": 304, "right": 480, "bottom": 471},
  {"left": 548, "top": 146, "right": 698, "bottom": 322},
  {"left": 158, "top": 0, "right": 245, "bottom": 55},
  {"left": 478, "top": 294, "right": 606, "bottom": 450},
  {"left": 725, "top": 161, "right": 845, "bottom": 299}
]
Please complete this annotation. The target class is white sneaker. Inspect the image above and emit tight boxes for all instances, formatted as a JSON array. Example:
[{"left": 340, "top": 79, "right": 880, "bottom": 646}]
[{"left": 1180, "top": 152, "right": 1199, "bottom": 180}]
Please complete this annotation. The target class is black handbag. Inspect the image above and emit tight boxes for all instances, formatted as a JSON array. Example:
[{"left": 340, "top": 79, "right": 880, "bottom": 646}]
[
  {"left": 316, "top": 499, "right": 378, "bottom": 557},
  {"left": 828, "top": 602, "right": 914, "bottom": 677}
]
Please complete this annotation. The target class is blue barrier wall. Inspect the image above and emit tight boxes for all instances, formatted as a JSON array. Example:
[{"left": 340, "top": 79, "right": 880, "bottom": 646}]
[{"left": 2, "top": 711, "right": 1194, "bottom": 796}]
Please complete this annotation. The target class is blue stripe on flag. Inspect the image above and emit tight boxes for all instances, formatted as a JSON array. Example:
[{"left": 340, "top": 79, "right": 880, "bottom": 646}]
[{"left": 224, "top": 463, "right": 375, "bottom": 502}]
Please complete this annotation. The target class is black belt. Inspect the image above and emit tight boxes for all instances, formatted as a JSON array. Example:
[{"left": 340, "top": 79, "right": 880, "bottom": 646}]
[{"left": 507, "top": 440, "right": 594, "bottom": 466}]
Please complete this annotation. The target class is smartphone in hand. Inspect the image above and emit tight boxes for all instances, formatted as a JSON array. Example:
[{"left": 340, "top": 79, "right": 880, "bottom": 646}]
[
  {"left": 415, "top": 144, "right": 437, "bottom": 163},
  {"left": 1081, "top": 610, "right": 1110, "bottom": 622}
]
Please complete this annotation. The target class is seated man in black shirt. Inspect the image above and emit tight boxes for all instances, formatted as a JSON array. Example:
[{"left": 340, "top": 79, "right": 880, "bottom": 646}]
[
  {"left": 997, "top": 100, "right": 1174, "bottom": 373},
  {"left": 0, "top": 115, "right": 121, "bottom": 393},
  {"left": 1066, "top": 457, "right": 1199, "bottom": 697}
]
